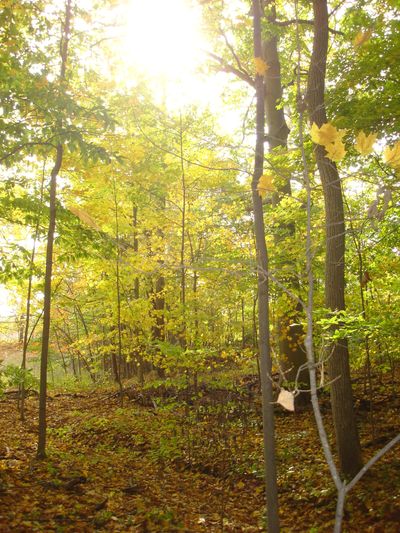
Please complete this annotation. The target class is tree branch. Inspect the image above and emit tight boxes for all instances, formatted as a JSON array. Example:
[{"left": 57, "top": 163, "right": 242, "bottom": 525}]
[
  {"left": 274, "top": 18, "right": 344, "bottom": 36},
  {"left": 206, "top": 51, "right": 255, "bottom": 88},
  {"left": 0, "top": 141, "right": 54, "bottom": 164}
]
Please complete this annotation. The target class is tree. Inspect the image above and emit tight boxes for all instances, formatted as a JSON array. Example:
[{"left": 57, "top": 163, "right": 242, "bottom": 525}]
[
  {"left": 251, "top": 1, "right": 279, "bottom": 530},
  {"left": 37, "top": 0, "right": 72, "bottom": 459},
  {"left": 306, "top": 0, "right": 362, "bottom": 476},
  {"left": 262, "top": 1, "right": 309, "bottom": 397}
]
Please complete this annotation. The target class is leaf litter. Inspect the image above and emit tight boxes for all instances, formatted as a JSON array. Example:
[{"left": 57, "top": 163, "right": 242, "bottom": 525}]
[{"left": 0, "top": 372, "right": 399, "bottom": 532}]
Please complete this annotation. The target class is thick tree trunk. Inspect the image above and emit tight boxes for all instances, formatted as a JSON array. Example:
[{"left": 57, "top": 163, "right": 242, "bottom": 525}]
[
  {"left": 306, "top": 0, "right": 362, "bottom": 476},
  {"left": 252, "top": 2, "right": 279, "bottom": 530},
  {"left": 263, "top": 2, "right": 309, "bottom": 398}
]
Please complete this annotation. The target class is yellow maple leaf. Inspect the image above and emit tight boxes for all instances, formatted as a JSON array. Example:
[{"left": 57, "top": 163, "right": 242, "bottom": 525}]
[
  {"left": 353, "top": 29, "right": 372, "bottom": 48},
  {"left": 254, "top": 56, "right": 268, "bottom": 76},
  {"left": 257, "top": 174, "right": 274, "bottom": 198},
  {"left": 310, "top": 123, "right": 321, "bottom": 144},
  {"left": 383, "top": 141, "right": 400, "bottom": 168},
  {"left": 355, "top": 131, "right": 377, "bottom": 155},
  {"left": 325, "top": 140, "right": 346, "bottom": 162},
  {"left": 310, "top": 122, "right": 346, "bottom": 147}
]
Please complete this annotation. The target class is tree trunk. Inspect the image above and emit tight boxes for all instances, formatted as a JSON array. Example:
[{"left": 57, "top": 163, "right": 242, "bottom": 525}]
[
  {"left": 37, "top": 144, "right": 63, "bottom": 459},
  {"left": 132, "top": 204, "right": 144, "bottom": 384},
  {"left": 263, "top": 1, "right": 309, "bottom": 398},
  {"left": 306, "top": 0, "right": 362, "bottom": 476},
  {"left": 20, "top": 169, "right": 44, "bottom": 420},
  {"left": 251, "top": 1, "right": 279, "bottom": 530},
  {"left": 37, "top": 0, "right": 72, "bottom": 459},
  {"left": 151, "top": 195, "right": 166, "bottom": 378},
  {"left": 179, "top": 113, "right": 187, "bottom": 348},
  {"left": 112, "top": 180, "right": 124, "bottom": 403}
]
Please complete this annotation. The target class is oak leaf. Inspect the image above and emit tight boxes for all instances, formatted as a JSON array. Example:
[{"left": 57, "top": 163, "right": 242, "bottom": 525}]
[{"left": 355, "top": 131, "right": 377, "bottom": 155}]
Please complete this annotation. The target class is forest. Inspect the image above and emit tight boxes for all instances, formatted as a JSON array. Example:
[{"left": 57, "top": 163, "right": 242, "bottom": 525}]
[{"left": 0, "top": 0, "right": 399, "bottom": 531}]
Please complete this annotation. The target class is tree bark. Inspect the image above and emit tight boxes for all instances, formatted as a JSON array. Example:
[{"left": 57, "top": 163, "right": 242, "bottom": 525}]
[
  {"left": 306, "top": 0, "right": 362, "bottom": 476},
  {"left": 252, "top": 1, "right": 279, "bottom": 530}
]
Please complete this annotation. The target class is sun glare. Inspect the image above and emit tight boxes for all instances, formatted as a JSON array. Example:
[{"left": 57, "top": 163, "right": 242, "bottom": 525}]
[
  {"left": 123, "top": 0, "right": 204, "bottom": 81},
  {"left": 113, "top": 0, "right": 246, "bottom": 128}
]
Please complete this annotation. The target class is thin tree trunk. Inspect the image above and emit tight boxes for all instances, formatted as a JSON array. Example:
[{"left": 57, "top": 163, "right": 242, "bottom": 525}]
[
  {"left": 74, "top": 303, "right": 95, "bottom": 370},
  {"left": 55, "top": 331, "right": 68, "bottom": 375},
  {"left": 306, "top": 0, "right": 362, "bottom": 476},
  {"left": 132, "top": 204, "right": 144, "bottom": 384},
  {"left": 112, "top": 179, "right": 124, "bottom": 404},
  {"left": 241, "top": 298, "right": 245, "bottom": 349},
  {"left": 37, "top": 0, "right": 72, "bottom": 458},
  {"left": 151, "top": 197, "right": 166, "bottom": 378},
  {"left": 345, "top": 199, "right": 375, "bottom": 435},
  {"left": 133, "top": 205, "right": 140, "bottom": 301},
  {"left": 20, "top": 167, "right": 45, "bottom": 420},
  {"left": 251, "top": 1, "right": 279, "bottom": 530},
  {"left": 37, "top": 144, "right": 63, "bottom": 459},
  {"left": 179, "top": 113, "right": 187, "bottom": 348}
]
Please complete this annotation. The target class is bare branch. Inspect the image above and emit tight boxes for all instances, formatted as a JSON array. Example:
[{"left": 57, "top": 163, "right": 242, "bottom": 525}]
[
  {"left": 206, "top": 51, "right": 255, "bottom": 88},
  {"left": 346, "top": 434, "right": 400, "bottom": 493}
]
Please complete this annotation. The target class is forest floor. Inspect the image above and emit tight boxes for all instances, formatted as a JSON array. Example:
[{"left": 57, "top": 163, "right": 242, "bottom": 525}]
[{"left": 0, "top": 370, "right": 399, "bottom": 532}]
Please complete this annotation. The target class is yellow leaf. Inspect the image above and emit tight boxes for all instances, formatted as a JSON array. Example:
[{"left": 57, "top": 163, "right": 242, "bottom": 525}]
[
  {"left": 310, "top": 122, "right": 346, "bottom": 147},
  {"left": 310, "top": 122, "right": 321, "bottom": 144},
  {"left": 69, "top": 206, "right": 100, "bottom": 230},
  {"left": 384, "top": 141, "right": 400, "bottom": 168},
  {"left": 236, "top": 481, "right": 245, "bottom": 490},
  {"left": 353, "top": 29, "right": 372, "bottom": 48},
  {"left": 257, "top": 174, "right": 274, "bottom": 198},
  {"left": 325, "top": 140, "right": 346, "bottom": 162},
  {"left": 254, "top": 56, "right": 268, "bottom": 76},
  {"left": 355, "top": 131, "right": 377, "bottom": 155}
]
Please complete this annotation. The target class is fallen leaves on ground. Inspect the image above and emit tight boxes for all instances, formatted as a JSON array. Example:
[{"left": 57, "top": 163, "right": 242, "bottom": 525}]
[{"left": 0, "top": 372, "right": 399, "bottom": 532}]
